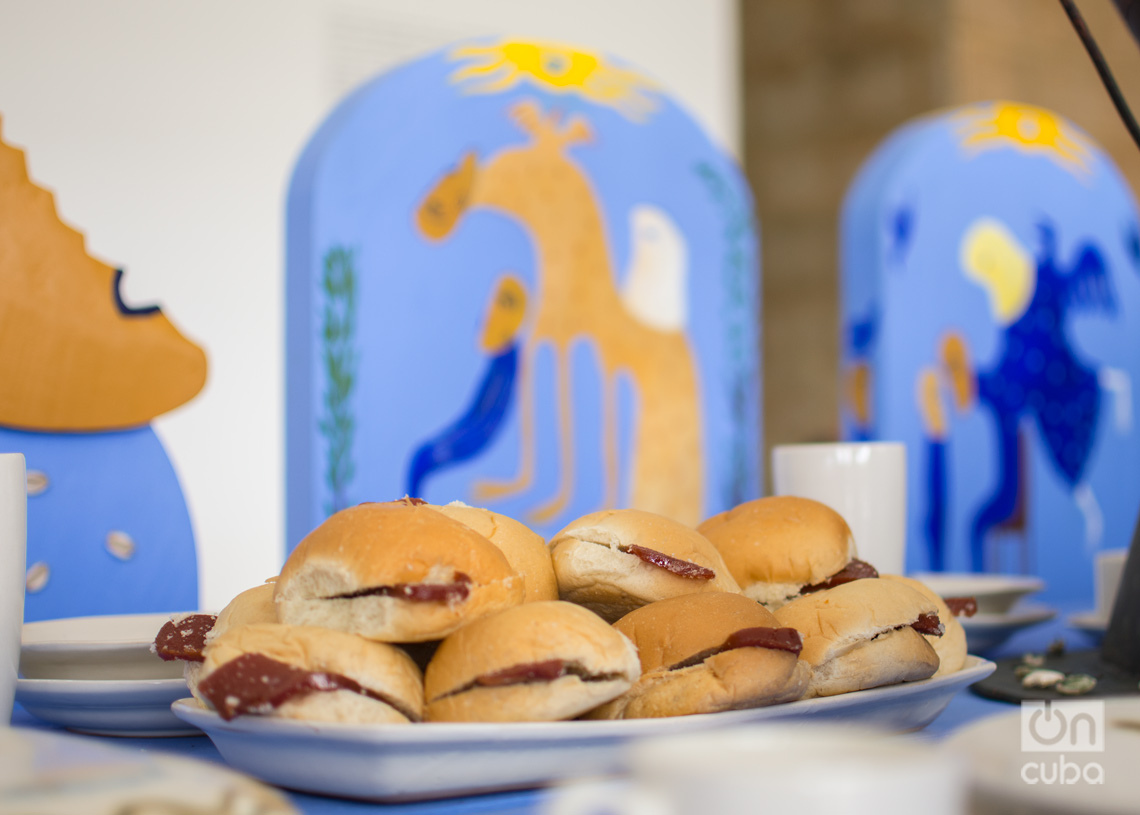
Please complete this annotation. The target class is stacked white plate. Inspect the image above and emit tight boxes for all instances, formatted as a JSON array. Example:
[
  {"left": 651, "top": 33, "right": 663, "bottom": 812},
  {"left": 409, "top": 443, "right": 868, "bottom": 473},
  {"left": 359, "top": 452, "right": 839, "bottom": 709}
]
[
  {"left": 16, "top": 612, "right": 199, "bottom": 736},
  {"left": 909, "top": 573, "right": 1055, "bottom": 654}
]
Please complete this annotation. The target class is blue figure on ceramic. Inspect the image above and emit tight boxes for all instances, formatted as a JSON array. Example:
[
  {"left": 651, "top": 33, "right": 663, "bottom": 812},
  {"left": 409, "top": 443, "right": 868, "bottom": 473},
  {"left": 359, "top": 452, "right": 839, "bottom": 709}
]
[
  {"left": 841, "top": 101, "right": 1140, "bottom": 605},
  {"left": 943, "top": 219, "right": 1120, "bottom": 572},
  {"left": 407, "top": 275, "right": 525, "bottom": 497}
]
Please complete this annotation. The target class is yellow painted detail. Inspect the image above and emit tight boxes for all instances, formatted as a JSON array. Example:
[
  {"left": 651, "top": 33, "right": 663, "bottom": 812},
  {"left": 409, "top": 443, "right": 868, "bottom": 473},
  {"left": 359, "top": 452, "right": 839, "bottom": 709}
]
[
  {"left": 940, "top": 330, "right": 977, "bottom": 411},
  {"left": 955, "top": 101, "right": 1093, "bottom": 177},
  {"left": 847, "top": 361, "right": 873, "bottom": 428},
  {"left": 480, "top": 274, "right": 528, "bottom": 353},
  {"left": 417, "top": 152, "right": 476, "bottom": 241},
  {"left": 449, "top": 40, "right": 659, "bottom": 122},
  {"left": 960, "top": 217, "right": 1036, "bottom": 326},
  {"left": 917, "top": 366, "right": 948, "bottom": 440}
]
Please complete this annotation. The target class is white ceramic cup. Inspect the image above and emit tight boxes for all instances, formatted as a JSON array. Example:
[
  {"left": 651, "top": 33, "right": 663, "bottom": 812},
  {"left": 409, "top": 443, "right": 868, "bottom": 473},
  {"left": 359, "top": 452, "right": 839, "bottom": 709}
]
[
  {"left": 0, "top": 453, "right": 26, "bottom": 726},
  {"left": 771, "top": 441, "right": 907, "bottom": 575},
  {"left": 544, "top": 725, "right": 966, "bottom": 815},
  {"left": 1096, "top": 549, "right": 1127, "bottom": 621}
]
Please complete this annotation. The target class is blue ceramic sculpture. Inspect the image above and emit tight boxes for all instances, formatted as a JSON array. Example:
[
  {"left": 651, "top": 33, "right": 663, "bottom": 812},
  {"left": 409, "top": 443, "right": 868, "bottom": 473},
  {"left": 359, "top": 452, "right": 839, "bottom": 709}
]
[
  {"left": 841, "top": 101, "right": 1140, "bottom": 604},
  {"left": 286, "top": 39, "right": 760, "bottom": 547}
]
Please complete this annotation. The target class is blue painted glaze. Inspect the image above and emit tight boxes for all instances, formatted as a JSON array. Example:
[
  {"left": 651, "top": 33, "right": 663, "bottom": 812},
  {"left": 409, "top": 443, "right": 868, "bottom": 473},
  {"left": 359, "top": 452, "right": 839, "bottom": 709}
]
[
  {"left": 841, "top": 102, "right": 1140, "bottom": 605},
  {"left": 1, "top": 425, "right": 197, "bottom": 622}
]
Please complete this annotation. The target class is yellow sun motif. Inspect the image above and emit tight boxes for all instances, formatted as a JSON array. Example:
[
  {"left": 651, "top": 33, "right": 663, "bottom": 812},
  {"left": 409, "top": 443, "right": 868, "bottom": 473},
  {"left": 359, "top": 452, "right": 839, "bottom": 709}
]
[
  {"left": 954, "top": 101, "right": 1094, "bottom": 177},
  {"left": 449, "top": 40, "right": 660, "bottom": 122}
]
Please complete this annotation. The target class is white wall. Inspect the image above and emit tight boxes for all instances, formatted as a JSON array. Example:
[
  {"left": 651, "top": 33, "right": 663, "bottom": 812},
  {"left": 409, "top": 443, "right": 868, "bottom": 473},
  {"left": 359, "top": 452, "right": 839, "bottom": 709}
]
[{"left": 0, "top": 0, "right": 740, "bottom": 610}]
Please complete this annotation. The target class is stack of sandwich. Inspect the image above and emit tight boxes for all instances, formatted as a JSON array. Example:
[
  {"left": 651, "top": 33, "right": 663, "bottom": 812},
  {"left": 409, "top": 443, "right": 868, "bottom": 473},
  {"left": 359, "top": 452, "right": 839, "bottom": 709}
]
[{"left": 153, "top": 495, "right": 972, "bottom": 725}]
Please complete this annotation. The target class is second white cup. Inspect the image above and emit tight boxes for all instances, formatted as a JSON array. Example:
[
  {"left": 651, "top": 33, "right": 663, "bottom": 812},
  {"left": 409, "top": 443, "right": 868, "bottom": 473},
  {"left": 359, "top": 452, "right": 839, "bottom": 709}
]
[
  {"left": 1096, "top": 549, "right": 1127, "bottom": 621},
  {"left": 771, "top": 441, "right": 907, "bottom": 575},
  {"left": 0, "top": 453, "right": 27, "bottom": 726}
]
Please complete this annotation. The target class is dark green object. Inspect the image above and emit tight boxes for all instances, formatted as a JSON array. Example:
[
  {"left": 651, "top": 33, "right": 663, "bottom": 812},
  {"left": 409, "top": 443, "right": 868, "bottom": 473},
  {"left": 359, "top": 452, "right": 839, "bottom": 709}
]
[
  {"left": 1102, "top": 519, "right": 1140, "bottom": 673},
  {"left": 320, "top": 246, "right": 357, "bottom": 516},
  {"left": 972, "top": 514, "right": 1140, "bottom": 702},
  {"left": 973, "top": 649, "right": 1138, "bottom": 703}
]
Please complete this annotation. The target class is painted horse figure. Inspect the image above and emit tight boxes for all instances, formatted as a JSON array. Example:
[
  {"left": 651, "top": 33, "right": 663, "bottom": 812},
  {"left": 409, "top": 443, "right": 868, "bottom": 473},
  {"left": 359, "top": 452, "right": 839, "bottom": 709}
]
[{"left": 416, "top": 100, "right": 705, "bottom": 526}]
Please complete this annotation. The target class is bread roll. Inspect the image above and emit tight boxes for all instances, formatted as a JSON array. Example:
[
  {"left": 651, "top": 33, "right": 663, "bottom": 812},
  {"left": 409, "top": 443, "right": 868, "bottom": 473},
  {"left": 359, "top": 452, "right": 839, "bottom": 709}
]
[
  {"left": 275, "top": 499, "right": 524, "bottom": 642},
  {"left": 180, "top": 582, "right": 279, "bottom": 702},
  {"left": 881, "top": 574, "right": 968, "bottom": 676},
  {"left": 431, "top": 501, "right": 558, "bottom": 603},
  {"left": 424, "top": 601, "right": 639, "bottom": 722},
  {"left": 549, "top": 509, "right": 740, "bottom": 621},
  {"left": 699, "top": 496, "right": 867, "bottom": 609},
  {"left": 590, "top": 592, "right": 809, "bottom": 719},
  {"left": 199, "top": 623, "right": 424, "bottom": 724},
  {"left": 211, "top": 583, "right": 278, "bottom": 638},
  {"left": 774, "top": 578, "right": 941, "bottom": 697}
]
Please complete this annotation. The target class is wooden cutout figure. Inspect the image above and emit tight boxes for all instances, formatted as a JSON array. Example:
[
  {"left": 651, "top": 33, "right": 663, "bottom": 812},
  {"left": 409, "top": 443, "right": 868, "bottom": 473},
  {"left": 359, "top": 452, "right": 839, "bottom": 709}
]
[
  {"left": 0, "top": 122, "right": 206, "bottom": 430},
  {"left": 0, "top": 118, "right": 206, "bottom": 620}
]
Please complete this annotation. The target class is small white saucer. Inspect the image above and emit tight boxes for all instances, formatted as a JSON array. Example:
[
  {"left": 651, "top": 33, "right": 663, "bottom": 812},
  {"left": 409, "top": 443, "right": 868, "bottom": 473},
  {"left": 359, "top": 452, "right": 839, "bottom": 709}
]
[
  {"left": 15, "top": 676, "right": 197, "bottom": 737},
  {"left": 959, "top": 604, "right": 1056, "bottom": 654},
  {"left": 0, "top": 728, "right": 297, "bottom": 814},
  {"left": 948, "top": 698, "right": 1140, "bottom": 814},
  {"left": 20, "top": 612, "right": 191, "bottom": 680},
  {"left": 908, "top": 572, "right": 1044, "bottom": 615},
  {"left": 1068, "top": 610, "right": 1110, "bottom": 644}
]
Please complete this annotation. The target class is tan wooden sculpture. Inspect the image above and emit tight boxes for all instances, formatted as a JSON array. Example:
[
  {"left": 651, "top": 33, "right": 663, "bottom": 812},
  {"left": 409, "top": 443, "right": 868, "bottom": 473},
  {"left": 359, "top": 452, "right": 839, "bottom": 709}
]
[{"left": 0, "top": 118, "right": 206, "bottom": 431}]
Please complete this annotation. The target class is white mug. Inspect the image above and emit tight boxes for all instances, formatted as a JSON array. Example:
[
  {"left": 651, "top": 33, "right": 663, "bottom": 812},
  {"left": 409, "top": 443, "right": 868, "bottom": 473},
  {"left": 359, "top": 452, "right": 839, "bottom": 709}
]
[
  {"left": 771, "top": 441, "right": 907, "bottom": 575},
  {"left": 0, "top": 453, "right": 26, "bottom": 726},
  {"left": 544, "top": 725, "right": 966, "bottom": 815}
]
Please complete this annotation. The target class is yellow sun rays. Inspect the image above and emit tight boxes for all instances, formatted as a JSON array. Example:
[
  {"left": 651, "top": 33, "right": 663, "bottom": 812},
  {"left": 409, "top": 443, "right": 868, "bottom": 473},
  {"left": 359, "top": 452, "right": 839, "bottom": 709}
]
[
  {"left": 955, "top": 102, "right": 1094, "bottom": 177},
  {"left": 449, "top": 40, "right": 660, "bottom": 123}
]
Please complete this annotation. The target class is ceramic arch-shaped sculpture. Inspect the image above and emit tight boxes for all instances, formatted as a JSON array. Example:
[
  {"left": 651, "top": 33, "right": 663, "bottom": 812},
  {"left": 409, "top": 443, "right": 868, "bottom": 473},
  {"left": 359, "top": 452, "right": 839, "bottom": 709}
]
[
  {"left": 841, "top": 101, "right": 1140, "bottom": 606},
  {"left": 286, "top": 39, "right": 760, "bottom": 547}
]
